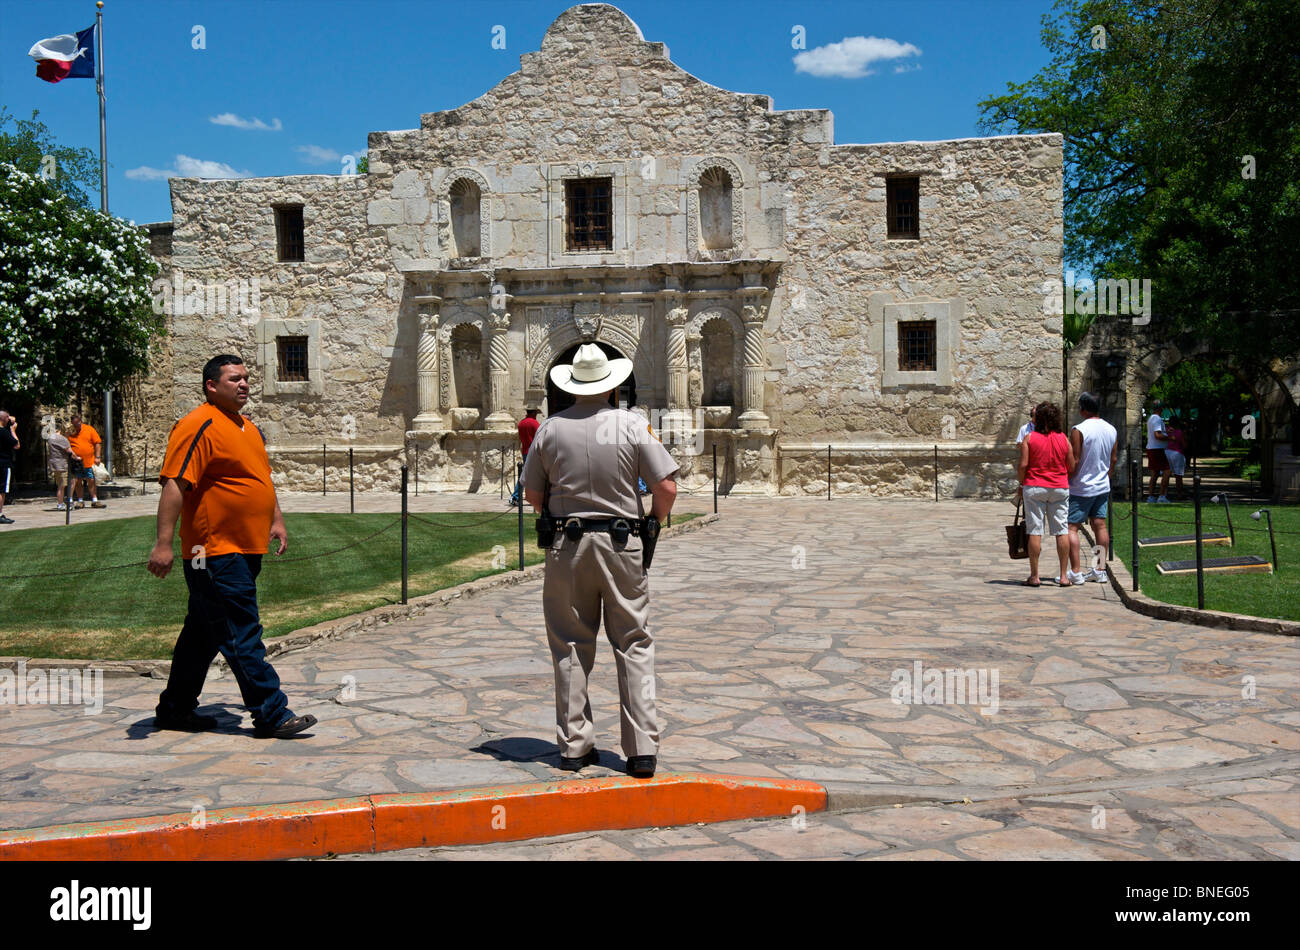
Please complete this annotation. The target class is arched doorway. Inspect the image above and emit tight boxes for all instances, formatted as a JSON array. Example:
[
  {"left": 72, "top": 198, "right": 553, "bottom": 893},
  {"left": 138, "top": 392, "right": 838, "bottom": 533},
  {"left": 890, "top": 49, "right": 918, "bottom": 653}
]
[{"left": 546, "top": 342, "right": 637, "bottom": 415}]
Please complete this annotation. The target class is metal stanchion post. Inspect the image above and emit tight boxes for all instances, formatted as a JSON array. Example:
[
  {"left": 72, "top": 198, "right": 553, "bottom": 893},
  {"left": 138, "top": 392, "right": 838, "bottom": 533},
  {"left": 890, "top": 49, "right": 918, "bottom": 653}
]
[
  {"left": 415, "top": 441, "right": 420, "bottom": 496},
  {"left": 1107, "top": 489, "right": 1113, "bottom": 561},
  {"left": 321, "top": 444, "right": 326, "bottom": 496},
  {"left": 400, "top": 465, "right": 408, "bottom": 605},
  {"left": 517, "top": 471, "right": 525, "bottom": 571},
  {"left": 1130, "top": 457, "right": 1139, "bottom": 592},
  {"left": 1193, "top": 474, "right": 1205, "bottom": 609},
  {"left": 827, "top": 445, "right": 831, "bottom": 500},
  {"left": 141, "top": 444, "right": 147, "bottom": 496},
  {"left": 349, "top": 447, "right": 355, "bottom": 514},
  {"left": 933, "top": 444, "right": 939, "bottom": 502},
  {"left": 712, "top": 444, "right": 718, "bottom": 514}
]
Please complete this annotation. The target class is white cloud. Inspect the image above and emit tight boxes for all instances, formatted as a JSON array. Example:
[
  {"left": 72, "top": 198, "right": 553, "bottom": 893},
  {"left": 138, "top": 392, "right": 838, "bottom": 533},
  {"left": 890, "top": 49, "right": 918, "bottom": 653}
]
[
  {"left": 794, "top": 36, "right": 921, "bottom": 79},
  {"left": 296, "top": 144, "right": 341, "bottom": 165},
  {"left": 894, "top": 63, "right": 922, "bottom": 74},
  {"left": 209, "top": 113, "right": 283, "bottom": 132},
  {"left": 125, "top": 155, "right": 254, "bottom": 180}
]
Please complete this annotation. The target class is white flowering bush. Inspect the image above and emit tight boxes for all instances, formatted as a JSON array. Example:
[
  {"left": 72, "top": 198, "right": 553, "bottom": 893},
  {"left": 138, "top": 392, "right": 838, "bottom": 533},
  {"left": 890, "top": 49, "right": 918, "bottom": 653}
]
[{"left": 0, "top": 162, "right": 162, "bottom": 403}]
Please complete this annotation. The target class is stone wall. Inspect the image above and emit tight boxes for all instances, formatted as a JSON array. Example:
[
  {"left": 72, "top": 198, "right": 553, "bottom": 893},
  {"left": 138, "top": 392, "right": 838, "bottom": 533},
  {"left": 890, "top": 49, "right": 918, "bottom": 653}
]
[{"left": 130, "top": 3, "right": 1063, "bottom": 498}]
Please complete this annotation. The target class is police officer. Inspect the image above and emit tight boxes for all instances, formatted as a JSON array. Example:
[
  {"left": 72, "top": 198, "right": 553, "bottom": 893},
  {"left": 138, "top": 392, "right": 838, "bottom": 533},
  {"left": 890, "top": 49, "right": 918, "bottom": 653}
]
[{"left": 523, "top": 344, "right": 678, "bottom": 778}]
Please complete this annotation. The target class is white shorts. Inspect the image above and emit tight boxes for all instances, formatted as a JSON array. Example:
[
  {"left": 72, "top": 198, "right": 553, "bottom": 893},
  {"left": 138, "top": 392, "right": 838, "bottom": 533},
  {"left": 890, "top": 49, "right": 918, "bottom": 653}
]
[
  {"left": 1165, "top": 450, "right": 1186, "bottom": 476},
  {"left": 1023, "top": 486, "right": 1069, "bottom": 537}
]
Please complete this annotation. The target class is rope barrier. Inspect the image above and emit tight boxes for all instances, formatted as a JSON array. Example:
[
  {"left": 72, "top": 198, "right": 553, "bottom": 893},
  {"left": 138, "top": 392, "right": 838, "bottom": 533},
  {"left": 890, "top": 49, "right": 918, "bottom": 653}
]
[
  {"left": 274, "top": 517, "right": 403, "bottom": 562},
  {"left": 408, "top": 510, "right": 517, "bottom": 529}
]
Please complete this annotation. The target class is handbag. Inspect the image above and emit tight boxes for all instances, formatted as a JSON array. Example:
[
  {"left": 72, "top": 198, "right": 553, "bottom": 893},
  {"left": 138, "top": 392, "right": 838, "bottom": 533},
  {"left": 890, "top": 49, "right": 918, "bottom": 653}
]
[{"left": 1005, "top": 499, "right": 1029, "bottom": 559}]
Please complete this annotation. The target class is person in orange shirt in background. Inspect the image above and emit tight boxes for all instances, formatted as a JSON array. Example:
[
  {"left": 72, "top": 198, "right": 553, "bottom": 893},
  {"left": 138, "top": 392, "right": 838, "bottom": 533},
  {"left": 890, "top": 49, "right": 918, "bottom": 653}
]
[
  {"left": 146, "top": 354, "right": 316, "bottom": 739},
  {"left": 67, "top": 413, "right": 106, "bottom": 509}
]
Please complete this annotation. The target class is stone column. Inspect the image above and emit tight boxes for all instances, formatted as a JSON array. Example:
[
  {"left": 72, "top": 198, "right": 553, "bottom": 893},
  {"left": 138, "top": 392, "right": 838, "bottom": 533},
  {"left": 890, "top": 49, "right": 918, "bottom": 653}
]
[
  {"left": 737, "top": 304, "right": 770, "bottom": 429},
  {"left": 413, "top": 308, "right": 446, "bottom": 431},
  {"left": 484, "top": 308, "right": 515, "bottom": 431},
  {"left": 663, "top": 305, "right": 690, "bottom": 429}
]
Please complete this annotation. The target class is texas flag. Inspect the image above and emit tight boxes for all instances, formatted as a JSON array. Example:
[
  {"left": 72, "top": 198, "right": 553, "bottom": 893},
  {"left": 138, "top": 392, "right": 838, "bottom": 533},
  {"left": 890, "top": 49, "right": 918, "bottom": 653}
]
[{"left": 28, "top": 26, "right": 96, "bottom": 83}]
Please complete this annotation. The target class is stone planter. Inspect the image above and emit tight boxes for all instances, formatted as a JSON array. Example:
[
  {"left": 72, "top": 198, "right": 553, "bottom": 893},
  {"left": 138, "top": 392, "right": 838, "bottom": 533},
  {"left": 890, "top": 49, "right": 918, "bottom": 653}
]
[
  {"left": 701, "top": 405, "right": 733, "bottom": 428},
  {"left": 450, "top": 408, "right": 481, "bottom": 430}
]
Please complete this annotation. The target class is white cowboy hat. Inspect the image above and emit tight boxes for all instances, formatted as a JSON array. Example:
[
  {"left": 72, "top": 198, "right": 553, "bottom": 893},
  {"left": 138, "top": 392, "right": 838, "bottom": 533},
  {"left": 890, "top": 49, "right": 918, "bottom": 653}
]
[{"left": 550, "top": 343, "right": 633, "bottom": 396}]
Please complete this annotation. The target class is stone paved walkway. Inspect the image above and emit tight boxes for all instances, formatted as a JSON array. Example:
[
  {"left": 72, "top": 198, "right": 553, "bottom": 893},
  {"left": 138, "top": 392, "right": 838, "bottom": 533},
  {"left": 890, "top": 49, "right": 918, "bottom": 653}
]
[{"left": 1, "top": 498, "right": 1296, "bottom": 860}]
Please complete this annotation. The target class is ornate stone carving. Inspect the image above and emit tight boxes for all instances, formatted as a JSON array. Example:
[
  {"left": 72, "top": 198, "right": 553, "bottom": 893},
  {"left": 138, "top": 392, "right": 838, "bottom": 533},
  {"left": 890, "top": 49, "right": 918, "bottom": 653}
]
[
  {"left": 438, "top": 167, "right": 492, "bottom": 260},
  {"left": 413, "top": 308, "right": 446, "bottom": 431},
  {"left": 738, "top": 302, "right": 769, "bottom": 429},
  {"left": 485, "top": 307, "right": 514, "bottom": 431},
  {"left": 686, "top": 156, "right": 745, "bottom": 259},
  {"left": 573, "top": 300, "right": 601, "bottom": 340}
]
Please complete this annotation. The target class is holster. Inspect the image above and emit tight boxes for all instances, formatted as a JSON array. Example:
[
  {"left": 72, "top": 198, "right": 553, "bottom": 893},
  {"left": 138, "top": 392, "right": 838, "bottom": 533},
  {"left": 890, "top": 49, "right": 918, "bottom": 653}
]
[
  {"left": 641, "top": 516, "right": 660, "bottom": 570},
  {"left": 536, "top": 482, "right": 556, "bottom": 548}
]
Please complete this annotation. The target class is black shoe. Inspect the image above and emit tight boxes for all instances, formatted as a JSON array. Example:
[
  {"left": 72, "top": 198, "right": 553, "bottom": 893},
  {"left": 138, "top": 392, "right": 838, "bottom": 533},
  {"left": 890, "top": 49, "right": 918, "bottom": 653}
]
[
  {"left": 558, "top": 748, "right": 599, "bottom": 771},
  {"left": 154, "top": 710, "right": 219, "bottom": 732},
  {"left": 0, "top": 516, "right": 13, "bottom": 524},
  {"left": 627, "top": 755, "right": 656, "bottom": 778},
  {"left": 253, "top": 713, "right": 317, "bottom": 739}
]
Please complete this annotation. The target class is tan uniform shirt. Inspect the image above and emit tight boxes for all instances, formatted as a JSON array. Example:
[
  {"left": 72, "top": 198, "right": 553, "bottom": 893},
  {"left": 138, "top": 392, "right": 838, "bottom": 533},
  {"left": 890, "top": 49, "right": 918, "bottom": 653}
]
[
  {"left": 47, "top": 433, "right": 72, "bottom": 473},
  {"left": 523, "top": 397, "right": 678, "bottom": 517}
]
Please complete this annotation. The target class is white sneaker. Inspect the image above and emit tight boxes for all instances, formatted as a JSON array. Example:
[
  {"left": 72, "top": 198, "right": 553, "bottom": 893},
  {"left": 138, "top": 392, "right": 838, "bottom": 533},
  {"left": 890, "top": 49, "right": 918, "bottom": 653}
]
[
  {"left": 1067, "top": 570, "right": 1087, "bottom": 586},
  {"left": 1145, "top": 496, "right": 1156, "bottom": 503},
  {"left": 1156, "top": 496, "right": 1171, "bottom": 504},
  {"left": 55, "top": 503, "right": 66, "bottom": 510},
  {"left": 1089, "top": 568, "right": 1108, "bottom": 582}
]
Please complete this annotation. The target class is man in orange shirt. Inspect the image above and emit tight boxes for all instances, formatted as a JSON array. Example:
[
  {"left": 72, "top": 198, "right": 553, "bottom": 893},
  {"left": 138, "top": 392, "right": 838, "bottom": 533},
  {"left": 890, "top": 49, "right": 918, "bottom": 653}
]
[
  {"left": 147, "top": 355, "right": 316, "bottom": 738},
  {"left": 67, "top": 414, "right": 106, "bottom": 509}
]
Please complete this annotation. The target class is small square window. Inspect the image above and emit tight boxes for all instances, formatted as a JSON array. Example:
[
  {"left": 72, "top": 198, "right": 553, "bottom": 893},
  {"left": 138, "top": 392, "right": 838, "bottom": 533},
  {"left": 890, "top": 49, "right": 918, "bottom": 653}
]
[
  {"left": 897, "top": 320, "right": 936, "bottom": 372},
  {"left": 275, "top": 205, "right": 304, "bottom": 261},
  {"left": 277, "top": 336, "right": 309, "bottom": 381},
  {"left": 887, "top": 177, "right": 919, "bottom": 239},
  {"left": 565, "top": 178, "right": 613, "bottom": 251}
]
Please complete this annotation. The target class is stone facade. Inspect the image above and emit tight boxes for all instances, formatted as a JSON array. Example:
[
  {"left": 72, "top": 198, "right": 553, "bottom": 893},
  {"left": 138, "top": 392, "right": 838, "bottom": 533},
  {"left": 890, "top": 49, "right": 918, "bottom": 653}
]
[{"left": 131, "top": 4, "right": 1063, "bottom": 496}]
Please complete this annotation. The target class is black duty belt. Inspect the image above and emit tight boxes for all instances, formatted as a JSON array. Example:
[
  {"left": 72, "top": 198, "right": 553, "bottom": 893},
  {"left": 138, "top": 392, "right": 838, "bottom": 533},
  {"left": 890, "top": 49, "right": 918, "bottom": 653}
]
[{"left": 559, "top": 517, "right": 643, "bottom": 536}]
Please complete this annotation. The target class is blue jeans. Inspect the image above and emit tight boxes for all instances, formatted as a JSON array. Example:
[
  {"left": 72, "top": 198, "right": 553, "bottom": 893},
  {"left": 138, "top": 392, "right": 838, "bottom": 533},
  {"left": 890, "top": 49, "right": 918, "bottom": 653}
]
[{"left": 156, "top": 553, "right": 291, "bottom": 730}]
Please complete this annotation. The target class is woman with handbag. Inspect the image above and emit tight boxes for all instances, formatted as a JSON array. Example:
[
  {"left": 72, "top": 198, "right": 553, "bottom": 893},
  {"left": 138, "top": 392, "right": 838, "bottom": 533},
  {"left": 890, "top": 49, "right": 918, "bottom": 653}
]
[{"left": 1016, "top": 401, "right": 1076, "bottom": 587}]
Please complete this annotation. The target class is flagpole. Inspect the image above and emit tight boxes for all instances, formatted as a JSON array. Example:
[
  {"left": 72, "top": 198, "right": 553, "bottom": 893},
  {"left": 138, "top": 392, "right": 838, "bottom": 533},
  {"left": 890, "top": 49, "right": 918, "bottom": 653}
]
[{"left": 96, "top": 0, "right": 114, "bottom": 478}]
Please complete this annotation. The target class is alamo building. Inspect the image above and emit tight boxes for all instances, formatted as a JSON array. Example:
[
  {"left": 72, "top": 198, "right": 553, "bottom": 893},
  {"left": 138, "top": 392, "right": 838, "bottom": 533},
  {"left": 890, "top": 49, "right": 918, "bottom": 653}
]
[{"left": 133, "top": 3, "right": 1063, "bottom": 496}]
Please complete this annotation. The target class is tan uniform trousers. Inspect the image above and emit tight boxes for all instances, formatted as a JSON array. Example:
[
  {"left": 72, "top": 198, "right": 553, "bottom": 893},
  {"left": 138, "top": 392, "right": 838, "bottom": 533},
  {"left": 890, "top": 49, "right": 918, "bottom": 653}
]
[{"left": 542, "top": 529, "right": 659, "bottom": 758}]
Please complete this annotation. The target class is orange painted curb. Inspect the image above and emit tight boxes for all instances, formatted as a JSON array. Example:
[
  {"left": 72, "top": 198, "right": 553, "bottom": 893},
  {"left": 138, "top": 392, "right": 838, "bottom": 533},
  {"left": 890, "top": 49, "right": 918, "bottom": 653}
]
[{"left": 0, "top": 773, "right": 826, "bottom": 861}]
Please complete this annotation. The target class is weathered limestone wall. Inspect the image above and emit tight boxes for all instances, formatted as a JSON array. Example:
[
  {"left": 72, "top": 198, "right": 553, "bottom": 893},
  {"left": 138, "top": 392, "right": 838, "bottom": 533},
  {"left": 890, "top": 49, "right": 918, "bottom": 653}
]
[
  {"left": 164, "top": 174, "right": 400, "bottom": 448},
  {"left": 134, "top": 3, "right": 1063, "bottom": 498}
]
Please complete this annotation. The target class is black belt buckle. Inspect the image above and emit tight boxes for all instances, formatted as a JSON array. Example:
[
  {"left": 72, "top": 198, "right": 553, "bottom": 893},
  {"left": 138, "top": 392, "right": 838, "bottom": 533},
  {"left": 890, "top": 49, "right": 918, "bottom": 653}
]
[
  {"left": 563, "top": 518, "right": 584, "bottom": 542},
  {"left": 610, "top": 518, "right": 631, "bottom": 545}
]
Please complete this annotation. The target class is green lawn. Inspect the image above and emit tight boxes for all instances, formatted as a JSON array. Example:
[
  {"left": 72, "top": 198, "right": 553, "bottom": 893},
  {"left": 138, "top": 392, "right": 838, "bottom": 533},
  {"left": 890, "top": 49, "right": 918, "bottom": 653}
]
[
  {"left": 0, "top": 511, "right": 551, "bottom": 660},
  {"left": 1109, "top": 500, "right": 1298, "bottom": 621}
]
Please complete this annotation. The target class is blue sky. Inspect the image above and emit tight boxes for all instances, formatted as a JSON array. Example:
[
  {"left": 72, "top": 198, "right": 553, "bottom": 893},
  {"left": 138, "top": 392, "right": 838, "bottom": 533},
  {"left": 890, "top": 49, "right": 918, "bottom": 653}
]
[{"left": 2, "top": 0, "right": 1059, "bottom": 225}]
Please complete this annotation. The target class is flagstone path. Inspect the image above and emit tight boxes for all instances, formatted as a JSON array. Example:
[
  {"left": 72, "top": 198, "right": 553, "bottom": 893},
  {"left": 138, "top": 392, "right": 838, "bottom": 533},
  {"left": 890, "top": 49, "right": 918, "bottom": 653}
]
[{"left": 1, "top": 497, "right": 1296, "bottom": 860}]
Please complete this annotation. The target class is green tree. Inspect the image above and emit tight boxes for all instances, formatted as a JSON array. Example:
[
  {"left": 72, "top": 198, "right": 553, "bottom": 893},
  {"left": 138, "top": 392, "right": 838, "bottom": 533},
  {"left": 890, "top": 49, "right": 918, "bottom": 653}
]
[
  {"left": 0, "top": 108, "right": 100, "bottom": 208},
  {"left": 0, "top": 163, "right": 162, "bottom": 406},
  {"left": 979, "top": 0, "right": 1300, "bottom": 366}
]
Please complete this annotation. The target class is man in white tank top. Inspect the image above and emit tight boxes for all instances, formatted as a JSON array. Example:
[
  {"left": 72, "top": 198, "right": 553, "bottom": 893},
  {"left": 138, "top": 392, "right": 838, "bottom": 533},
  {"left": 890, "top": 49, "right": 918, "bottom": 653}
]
[{"left": 1067, "top": 392, "right": 1118, "bottom": 584}]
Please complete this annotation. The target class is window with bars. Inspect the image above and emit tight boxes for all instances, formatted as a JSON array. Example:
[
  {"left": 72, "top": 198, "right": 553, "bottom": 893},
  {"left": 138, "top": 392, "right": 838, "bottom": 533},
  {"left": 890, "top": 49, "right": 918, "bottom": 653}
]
[
  {"left": 565, "top": 178, "right": 613, "bottom": 251},
  {"left": 886, "top": 177, "right": 920, "bottom": 239},
  {"left": 277, "top": 336, "right": 309, "bottom": 381},
  {"left": 275, "top": 205, "right": 304, "bottom": 261},
  {"left": 897, "top": 320, "right": 936, "bottom": 372}
]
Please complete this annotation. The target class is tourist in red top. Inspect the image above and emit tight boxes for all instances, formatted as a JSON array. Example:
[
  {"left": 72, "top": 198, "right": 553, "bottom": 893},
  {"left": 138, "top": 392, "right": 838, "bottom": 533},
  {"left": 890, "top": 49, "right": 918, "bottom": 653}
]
[
  {"left": 1016, "top": 401, "right": 1078, "bottom": 587},
  {"left": 508, "top": 408, "right": 541, "bottom": 507}
]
